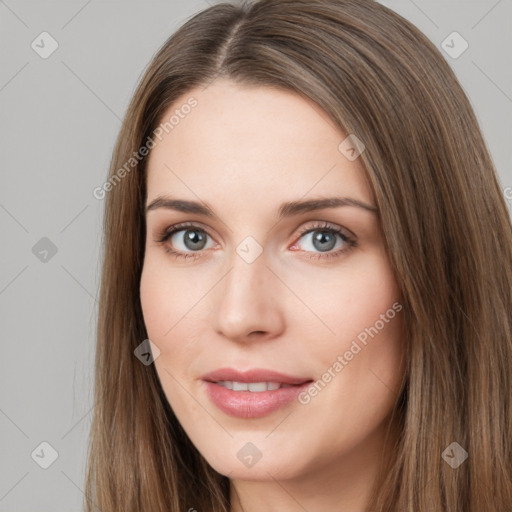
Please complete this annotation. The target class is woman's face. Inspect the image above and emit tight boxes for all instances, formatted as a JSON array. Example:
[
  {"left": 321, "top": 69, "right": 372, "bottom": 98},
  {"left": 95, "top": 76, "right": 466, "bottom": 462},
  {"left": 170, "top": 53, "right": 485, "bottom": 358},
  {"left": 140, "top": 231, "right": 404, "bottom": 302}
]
[{"left": 140, "top": 79, "right": 405, "bottom": 483}]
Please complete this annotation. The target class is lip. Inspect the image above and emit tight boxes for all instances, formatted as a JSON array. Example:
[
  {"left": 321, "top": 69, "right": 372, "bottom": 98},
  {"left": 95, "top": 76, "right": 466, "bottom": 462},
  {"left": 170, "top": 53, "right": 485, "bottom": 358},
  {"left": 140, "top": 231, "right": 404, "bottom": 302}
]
[
  {"left": 201, "top": 368, "right": 311, "bottom": 385},
  {"left": 201, "top": 367, "right": 313, "bottom": 419}
]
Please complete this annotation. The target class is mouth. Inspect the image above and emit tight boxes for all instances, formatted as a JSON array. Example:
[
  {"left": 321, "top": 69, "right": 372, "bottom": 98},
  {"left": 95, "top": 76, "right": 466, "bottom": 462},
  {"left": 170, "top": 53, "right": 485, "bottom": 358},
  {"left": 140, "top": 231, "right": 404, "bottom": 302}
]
[{"left": 201, "top": 368, "right": 314, "bottom": 418}]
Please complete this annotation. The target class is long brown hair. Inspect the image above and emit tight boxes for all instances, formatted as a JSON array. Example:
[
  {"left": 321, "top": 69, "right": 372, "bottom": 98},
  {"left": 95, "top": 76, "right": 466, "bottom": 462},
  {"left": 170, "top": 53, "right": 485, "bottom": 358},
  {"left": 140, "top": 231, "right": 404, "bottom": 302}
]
[{"left": 84, "top": 1, "right": 512, "bottom": 510}]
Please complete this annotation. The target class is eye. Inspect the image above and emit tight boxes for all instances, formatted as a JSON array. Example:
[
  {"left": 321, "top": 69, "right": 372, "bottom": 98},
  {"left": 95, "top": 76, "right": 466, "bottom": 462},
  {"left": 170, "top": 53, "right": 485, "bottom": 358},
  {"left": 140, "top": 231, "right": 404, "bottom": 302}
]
[
  {"left": 154, "top": 221, "right": 357, "bottom": 262},
  {"left": 171, "top": 228, "right": 212, "bottom": 252},
  {"left": 154, "top": 222, "right": 215, "bottom": 260},
  {"left": 290, "top": 221, "right": 357, "bottom": 260}
]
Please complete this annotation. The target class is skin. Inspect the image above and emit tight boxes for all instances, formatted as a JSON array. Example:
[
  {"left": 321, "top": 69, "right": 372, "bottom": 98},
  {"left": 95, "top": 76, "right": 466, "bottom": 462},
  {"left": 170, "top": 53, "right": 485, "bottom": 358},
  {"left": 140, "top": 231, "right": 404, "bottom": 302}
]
[{"left": 140, "top": 79, "right": 406, "bottom": 512}]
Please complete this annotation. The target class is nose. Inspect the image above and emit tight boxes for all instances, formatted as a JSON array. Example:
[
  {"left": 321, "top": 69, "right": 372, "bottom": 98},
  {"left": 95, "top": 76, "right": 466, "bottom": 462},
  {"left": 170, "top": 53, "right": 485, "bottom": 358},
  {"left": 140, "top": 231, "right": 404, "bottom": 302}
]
[{"left": 211, "top": 249, "right": 286, "bottom": 343}]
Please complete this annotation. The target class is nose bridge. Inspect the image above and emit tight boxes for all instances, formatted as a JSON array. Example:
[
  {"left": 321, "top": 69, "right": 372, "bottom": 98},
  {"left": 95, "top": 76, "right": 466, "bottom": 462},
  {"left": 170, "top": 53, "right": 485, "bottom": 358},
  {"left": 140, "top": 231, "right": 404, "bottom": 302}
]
[
  {"left": 211, "top": 244, "right": 285, "bottom": 341},
  {"left": 221, "top": 246, "right": 269, "bottom": 311}
]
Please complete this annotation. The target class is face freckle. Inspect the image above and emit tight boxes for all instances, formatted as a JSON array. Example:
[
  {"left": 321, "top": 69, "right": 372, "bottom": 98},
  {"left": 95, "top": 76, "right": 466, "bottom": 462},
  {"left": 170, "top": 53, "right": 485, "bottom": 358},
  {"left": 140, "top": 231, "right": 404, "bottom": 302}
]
[{"left": 139, "top": 78, "right": 405, "bottom": 490}]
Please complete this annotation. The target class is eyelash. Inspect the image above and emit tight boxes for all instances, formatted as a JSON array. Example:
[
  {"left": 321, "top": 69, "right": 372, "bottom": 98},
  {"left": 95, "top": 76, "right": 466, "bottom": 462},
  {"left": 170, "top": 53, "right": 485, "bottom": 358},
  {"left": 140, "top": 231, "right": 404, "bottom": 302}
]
[{"left": 154, "top": 221, "right": 357, "bottom": 262}]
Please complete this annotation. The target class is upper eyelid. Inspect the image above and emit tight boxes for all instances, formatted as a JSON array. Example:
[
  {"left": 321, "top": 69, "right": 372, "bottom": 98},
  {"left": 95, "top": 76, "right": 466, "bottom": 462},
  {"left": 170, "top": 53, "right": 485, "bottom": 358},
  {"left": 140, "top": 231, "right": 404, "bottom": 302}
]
[
  {"left": 159, "top": 221, "right": 215, "bottom": 238},
  {"left": 296, "top": 221, "right": 353, "bottom": 237}
]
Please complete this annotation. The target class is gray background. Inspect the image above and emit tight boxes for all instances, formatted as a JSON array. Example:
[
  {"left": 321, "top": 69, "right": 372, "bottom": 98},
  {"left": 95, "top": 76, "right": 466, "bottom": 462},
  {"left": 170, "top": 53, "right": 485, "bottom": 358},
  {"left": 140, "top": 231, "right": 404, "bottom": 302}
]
[{"left": 0, "top": 1, "right": 510, "bottom": 511}]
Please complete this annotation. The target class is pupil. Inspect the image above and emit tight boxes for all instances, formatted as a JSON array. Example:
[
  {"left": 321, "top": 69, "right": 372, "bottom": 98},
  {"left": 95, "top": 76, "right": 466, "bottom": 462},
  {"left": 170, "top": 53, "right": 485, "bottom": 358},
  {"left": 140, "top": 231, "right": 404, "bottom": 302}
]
[
  {"left": 313, "top": 230, "right": 336, "bottom": 252},
  {"left": 184, "top": 230, "right": 206, "bottom": 250}
]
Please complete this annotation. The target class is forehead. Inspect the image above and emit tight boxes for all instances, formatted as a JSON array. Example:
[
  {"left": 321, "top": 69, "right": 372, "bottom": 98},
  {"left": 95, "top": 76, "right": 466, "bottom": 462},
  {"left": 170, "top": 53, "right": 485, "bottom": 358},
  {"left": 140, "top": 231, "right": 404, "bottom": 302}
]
[{"left": 145, "top": 79, "right": 373, "bottom": 212}]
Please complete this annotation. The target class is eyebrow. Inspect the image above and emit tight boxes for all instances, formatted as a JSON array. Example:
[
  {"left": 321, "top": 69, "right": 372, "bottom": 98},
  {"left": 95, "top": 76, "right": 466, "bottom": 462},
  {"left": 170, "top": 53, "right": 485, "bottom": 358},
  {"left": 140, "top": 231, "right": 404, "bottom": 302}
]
[{"left": 145, "top": 195, "right": 378, "bottom": 218}]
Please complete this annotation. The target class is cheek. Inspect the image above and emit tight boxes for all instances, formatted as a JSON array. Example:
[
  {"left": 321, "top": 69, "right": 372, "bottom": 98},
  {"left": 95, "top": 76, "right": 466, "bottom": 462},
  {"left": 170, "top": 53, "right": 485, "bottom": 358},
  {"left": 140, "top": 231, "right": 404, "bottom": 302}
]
[
  {"left": 294, "top": 247, "right": 405, "bottom": 406},
  {"left": 139, "top": 255, "right": 212, "bottom": 376},
  {"left": 140, "top": 258, "right": 190, "bottom": 388},
  {"left": 285, "top": 246, "right": 401, "bottom": 354},
  {"left": 139, "top": 254, "right": 203, "bottom": 341},
  {"left": 140, "top": 264, "right": 171, "bottom": 345},
  {"left": 140, "top": 259, "right": 202, "bottom": 410}
]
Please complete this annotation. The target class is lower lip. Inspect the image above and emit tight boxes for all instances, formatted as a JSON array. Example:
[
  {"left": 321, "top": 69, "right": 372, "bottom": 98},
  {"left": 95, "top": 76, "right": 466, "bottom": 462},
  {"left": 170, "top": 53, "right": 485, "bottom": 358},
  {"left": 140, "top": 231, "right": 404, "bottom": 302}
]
[{"left": 203, "top": 381, "right": 312, "bottom": 419}]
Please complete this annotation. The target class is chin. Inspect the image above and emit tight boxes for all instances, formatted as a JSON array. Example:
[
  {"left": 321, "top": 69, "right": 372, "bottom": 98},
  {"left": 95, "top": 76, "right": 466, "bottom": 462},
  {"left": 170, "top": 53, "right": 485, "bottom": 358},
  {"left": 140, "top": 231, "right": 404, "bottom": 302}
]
[
  {"left": 200, "top": 441, "right": 306, "bottom": 481},
  {"left": 211, "top": 459, "right": 297, "bottom": 481}
]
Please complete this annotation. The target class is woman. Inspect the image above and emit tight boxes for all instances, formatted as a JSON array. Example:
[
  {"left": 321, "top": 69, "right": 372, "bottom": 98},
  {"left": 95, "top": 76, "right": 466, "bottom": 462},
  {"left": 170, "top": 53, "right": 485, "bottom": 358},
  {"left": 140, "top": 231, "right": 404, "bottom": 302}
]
[{"left": 85, "top": 1, "right": 512, "bottom": 511}]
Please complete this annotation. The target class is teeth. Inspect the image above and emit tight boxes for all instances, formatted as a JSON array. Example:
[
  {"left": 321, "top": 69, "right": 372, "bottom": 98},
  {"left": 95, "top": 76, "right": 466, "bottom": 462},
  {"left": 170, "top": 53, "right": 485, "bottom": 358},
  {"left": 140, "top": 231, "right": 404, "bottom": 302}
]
[
  {"left": 232, "top": 381, "right": 248, "bottom": 391},
  {"left": 248, "top": 382, "right": 267, "bottom": 392},
  {"left": 217, "top": 381, "right": 282, "bottom": 392}
]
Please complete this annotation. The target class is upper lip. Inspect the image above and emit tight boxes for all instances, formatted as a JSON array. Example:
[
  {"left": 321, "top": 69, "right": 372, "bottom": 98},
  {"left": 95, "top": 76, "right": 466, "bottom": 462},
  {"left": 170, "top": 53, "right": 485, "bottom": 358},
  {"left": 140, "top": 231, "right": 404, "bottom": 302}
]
[{"left": 201, "top": 368, "right": 312, "bottom": 385}]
